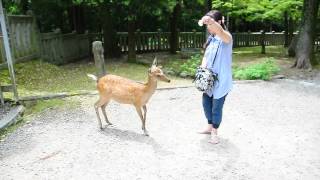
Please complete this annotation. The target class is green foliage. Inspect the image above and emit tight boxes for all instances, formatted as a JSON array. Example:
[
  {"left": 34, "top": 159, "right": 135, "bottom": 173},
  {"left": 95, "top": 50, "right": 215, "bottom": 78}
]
[
  {"left": 4, "top": 0, "right": 304, "bottom": 33},
  {"left": 211, "top": 0, "right": 302, "bottom": 22},
  {"left": 233, "top": 58, "right": 280, "bottom": 80},
  {"left": 7, "top": 4, "right": 19, "bottom": 14},
  {"left": 178, "top": 54, "right": 201, "bottom": 76},
  {"left": 164, "top": 53, "right": 201, "bottom": 76}
]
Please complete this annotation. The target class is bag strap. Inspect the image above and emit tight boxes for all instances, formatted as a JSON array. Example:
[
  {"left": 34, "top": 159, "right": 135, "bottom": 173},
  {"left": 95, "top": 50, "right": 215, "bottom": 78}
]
[{"left": 210, "top": 39, "right": 221, "bottom": 68}]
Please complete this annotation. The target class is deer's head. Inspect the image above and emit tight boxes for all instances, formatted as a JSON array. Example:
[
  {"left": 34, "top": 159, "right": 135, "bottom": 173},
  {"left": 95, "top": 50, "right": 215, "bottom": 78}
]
[{"left": 148, "top": 58, "right": 171, "bottom": 83}]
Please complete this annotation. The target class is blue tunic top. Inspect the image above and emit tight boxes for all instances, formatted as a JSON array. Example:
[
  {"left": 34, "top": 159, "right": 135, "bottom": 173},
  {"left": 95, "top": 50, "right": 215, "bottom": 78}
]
[{"left": 204, "top": 35, "right": 233, "bottom": 99}]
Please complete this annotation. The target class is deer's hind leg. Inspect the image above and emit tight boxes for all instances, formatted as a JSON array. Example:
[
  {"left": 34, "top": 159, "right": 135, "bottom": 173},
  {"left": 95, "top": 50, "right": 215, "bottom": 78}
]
[
  {"left": 94, "top": 97, "right": 110, "bottom": 129},
  {"left": 101, "top": 101, "right": 112, "bottom": 125}
]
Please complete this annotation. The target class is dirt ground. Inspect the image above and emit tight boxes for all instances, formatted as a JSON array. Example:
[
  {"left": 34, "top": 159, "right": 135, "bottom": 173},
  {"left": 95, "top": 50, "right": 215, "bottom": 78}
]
[{"left": 1, "top": 78, "right": 320, "bottom": 180}]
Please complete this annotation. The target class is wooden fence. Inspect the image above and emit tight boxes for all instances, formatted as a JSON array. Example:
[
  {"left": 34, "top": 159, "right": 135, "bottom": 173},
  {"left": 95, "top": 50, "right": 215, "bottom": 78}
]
[
  {"left": 92, "top": 31, "right": 287, "bottom": 53},
  {"left": 40, "top": 30, "right": 90, "bottom": 65},
  {"left": 0, "top": 15, "right": 39, "bottom": 66},
  {"left": 232, "top": 31, "right": 286, "bottom": 47}
]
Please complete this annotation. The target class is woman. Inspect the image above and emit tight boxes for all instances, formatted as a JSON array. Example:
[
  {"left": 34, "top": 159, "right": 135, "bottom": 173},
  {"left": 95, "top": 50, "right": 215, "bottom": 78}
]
[{"left": 198, "top": 10, "right": 233, "bottom": 144}]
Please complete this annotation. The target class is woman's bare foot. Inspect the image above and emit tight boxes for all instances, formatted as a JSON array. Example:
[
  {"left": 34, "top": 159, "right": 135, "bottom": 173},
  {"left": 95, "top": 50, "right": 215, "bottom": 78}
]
[
  {"left": 208, "top": 129, "right": 219, "bottom": 144},
  {"left": 198, "top": 124, "right": 213, "bottom": 134},
  {"left": 198, "top": 130, "right": 211, "bottom": 134}
]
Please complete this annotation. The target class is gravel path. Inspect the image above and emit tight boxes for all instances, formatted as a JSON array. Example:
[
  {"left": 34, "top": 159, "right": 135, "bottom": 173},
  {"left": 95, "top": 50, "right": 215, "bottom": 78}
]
[{"left": 0, "top": 79, "right": 320, "bottom": 180}]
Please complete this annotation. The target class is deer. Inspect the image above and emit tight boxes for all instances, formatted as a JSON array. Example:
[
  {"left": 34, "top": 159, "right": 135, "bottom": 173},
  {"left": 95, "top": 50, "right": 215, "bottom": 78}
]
[{"left": 87, "top": 58, "right": 170, "bottom": 136}]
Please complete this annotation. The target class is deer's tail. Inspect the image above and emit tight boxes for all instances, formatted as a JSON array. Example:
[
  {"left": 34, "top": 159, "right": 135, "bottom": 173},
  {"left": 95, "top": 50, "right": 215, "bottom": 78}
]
[{"left": 87, "top": 74, "right": 98, "bottom": 82}]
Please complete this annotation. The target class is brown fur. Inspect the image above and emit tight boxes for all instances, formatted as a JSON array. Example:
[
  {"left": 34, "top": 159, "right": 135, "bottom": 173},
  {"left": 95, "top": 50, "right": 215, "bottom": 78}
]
[{"left": 88, "top": 58, "right": 170, "bottom": 136}]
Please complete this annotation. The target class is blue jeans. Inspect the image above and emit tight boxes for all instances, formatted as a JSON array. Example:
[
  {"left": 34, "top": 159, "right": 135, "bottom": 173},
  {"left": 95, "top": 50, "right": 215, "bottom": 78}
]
[{"left": 202, "top": 93, "right": 227, "bottom": 129}]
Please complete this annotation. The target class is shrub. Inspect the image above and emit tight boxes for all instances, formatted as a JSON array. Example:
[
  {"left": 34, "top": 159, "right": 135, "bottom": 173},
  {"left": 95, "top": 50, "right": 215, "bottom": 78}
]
[
  {"left": 178, "top": 54, "right": 201, "bottom": 76},
  {"left": 233, "top": 58, "right": 280, "bottom": 80}
]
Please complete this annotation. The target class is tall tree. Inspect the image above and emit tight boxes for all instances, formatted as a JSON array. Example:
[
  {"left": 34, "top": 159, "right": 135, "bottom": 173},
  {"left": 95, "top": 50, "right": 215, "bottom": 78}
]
[
  {"left": 68, "top": 4, "right": 86, "bottom": 34},
  {"left": 293, "top": 0, "right": 319, "bottom": 69},
  {"left": 169, "top": 0, "right": 181, "bottom": 54}
]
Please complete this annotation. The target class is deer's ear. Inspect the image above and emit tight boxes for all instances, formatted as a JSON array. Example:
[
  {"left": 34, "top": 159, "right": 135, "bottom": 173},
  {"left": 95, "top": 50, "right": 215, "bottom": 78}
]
[{"left": 152, "top": 57, "right": 158, "bottom": 66}]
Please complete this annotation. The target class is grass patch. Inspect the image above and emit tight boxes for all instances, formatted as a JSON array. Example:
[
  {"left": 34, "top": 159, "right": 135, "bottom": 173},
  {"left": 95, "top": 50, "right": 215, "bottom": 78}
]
[
  {"left": 0, "top": 60, "right": 152, "bottom": 97},
  {"left": 233, "top": 58, "right": 280, "bottom": 80}
]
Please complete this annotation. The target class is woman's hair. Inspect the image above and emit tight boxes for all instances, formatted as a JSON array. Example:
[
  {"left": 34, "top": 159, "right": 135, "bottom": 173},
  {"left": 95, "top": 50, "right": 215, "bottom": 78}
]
[
  {"left": 205, "top": 10, "right": 226, "bottom": 30},
  {"left": 203, "top": 10, "right": 227, "bottom": 51}
]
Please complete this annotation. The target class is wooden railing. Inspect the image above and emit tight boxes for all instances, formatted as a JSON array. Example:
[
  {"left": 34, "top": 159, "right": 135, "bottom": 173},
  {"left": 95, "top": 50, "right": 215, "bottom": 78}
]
[
  {"left": 180, "top": 31, "right": 206, "bottom": 49},
  {"left": 1, "top": 25, "right": 320, "bottom": 66},
  {"left": 232, "top": 32, "right": 286, "bottom": 47},
  {"left": 91, "top": 31, "right": 206, "bottom": 53}
]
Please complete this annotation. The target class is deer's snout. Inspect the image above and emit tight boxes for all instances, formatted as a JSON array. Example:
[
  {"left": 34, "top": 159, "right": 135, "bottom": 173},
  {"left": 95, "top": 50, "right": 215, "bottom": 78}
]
[{"left": 160, "top": 75, "right": 171, "bottom": 83}]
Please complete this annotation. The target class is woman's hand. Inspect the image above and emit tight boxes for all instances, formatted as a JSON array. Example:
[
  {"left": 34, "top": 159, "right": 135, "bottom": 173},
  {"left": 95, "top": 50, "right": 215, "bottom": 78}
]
[
  {"left": 200, "top": 16, "right": 214, "bottom": 26},
  {"left": 200, "top": 15, "right": 232, "bottom": 44}
]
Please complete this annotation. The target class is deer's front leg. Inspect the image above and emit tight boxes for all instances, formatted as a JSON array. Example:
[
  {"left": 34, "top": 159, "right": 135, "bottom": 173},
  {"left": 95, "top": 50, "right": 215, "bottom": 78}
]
[
  {"left": 135, "top": 105, "right": 148, "bottom": 136},
  {"left": 142, "top": 105, "right": 147, "bottom": 132}
]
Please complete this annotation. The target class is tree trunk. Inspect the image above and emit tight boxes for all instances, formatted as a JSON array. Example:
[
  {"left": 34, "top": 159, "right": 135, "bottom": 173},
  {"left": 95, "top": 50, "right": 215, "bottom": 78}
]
[
  {"left": 20, "top": 0, "right": 29, "bottom": 14},
  {"left": 76, "top": 5, "right": 85, "bottom": 34},
  {"left": 101, "top": 4, "right": 120, "bottom": 58},
  {"left": 169, "top": 1, "right": 181, "bottom": 54},
  {"left": 288, "top": 35, "right": 298, "bottom": 57},
  {"left": 206, "top": 0, "right": 212, "bottom": 12},
  {"left": 68, "top": 5, "right": 85, "bottom": 34},
  {"left": 205, "top": 0, "right": 212, "bottom": 39},
  {"left": 293, "top": 0, "right": 319, "bottom": 69},
  {"left": 287, "top": 16, "right": 296, "bottom": 57},
  {"left": 284, "top": 11, "right": 289, "bottom": 47},
  {"left": 288, "top": 16, "right": 294, "bottom": 47},
  {"left": 128, "top": 19, "right": 136, "bottom": 62}
]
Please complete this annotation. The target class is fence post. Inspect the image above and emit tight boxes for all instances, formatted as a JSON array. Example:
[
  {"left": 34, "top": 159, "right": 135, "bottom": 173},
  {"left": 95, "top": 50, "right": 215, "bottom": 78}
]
[
  {"left": 177, "top": 28, "right": 180, "bottom": 51},
  {"left": 54, "top": 28, "right": 65, "bottom": 64},
  {"left": 260, "top": 30, "right": 266, "bottom": 54},
  {"left": 282, "top": 30, "right": 287, "bottom": 47},
  {"left": 192, "top": 29, "right": 196, "bottom": 48},
  {"left": 157, "top": 28, "right": 162, "bottom": 51},
  {"left": 246, "top": 31, "right": 250, "bottom": 46},
  {"left": 92, "top": 41, "right": 106, "bottom": 78},
  {"left": 272, "top": 31, "right": 275, "bottom": 46}
]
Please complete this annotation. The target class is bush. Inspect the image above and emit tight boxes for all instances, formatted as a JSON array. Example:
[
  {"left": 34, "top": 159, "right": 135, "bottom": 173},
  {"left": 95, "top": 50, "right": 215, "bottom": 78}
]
[
  {"left": 178, "top": 54, "right": 201, "bottom": 76},
  {"left": 233, "top": 58, "right": 280, "bottom": 80}
]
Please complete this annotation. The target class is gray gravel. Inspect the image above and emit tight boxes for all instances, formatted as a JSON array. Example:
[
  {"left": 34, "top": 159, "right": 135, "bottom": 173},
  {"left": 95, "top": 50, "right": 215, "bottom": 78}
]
[
  {"left": 0, "top": 103, "right": 11, "bottom": 121},
  {"left": 0, "top": 79, "right": 320, "bottom": 180}
]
